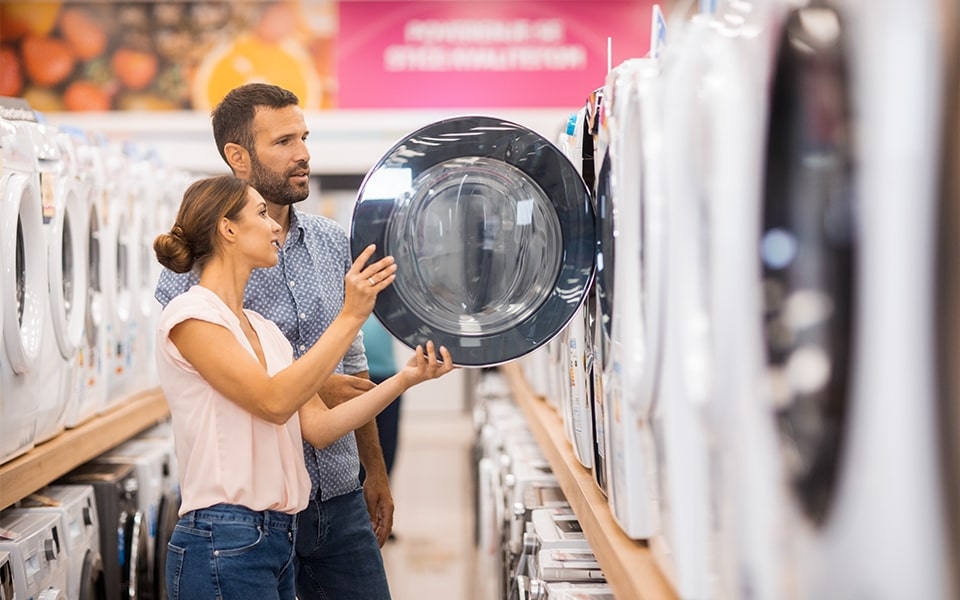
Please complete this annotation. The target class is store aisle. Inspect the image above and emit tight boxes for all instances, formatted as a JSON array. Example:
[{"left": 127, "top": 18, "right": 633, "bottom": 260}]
[{"left": 381, "top": 405, "right": 477, "bottom": 599}]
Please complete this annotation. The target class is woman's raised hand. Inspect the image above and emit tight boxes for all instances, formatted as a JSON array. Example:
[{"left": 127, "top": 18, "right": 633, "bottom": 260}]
[
  {"left": 343, "top": 244, "right": 396, "bottom": 320},
  {"left": 400, "top": 341, "right": 455, "bottom": 388}
]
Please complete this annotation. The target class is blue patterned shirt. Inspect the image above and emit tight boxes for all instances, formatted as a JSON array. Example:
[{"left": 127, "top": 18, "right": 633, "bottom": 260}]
[{"left": 155, "top": 207, "right": 369, "bottom": 501}]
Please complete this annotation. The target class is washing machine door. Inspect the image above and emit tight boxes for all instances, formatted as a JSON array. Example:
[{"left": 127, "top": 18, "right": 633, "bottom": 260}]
[
  {"left": 119, "top": 507, "right": 149, "bottom": 599},
  {"left": 761, "top": 3, "right": 855, "bottom": 526},
  {"left": 1, "top": 161, "right": 45, "bottom": 375},
  {"left": 49, "top": 180, "right": 88, "bottom": 361},
  {"left": 78, "top": 549, "right": 105, "bottom": 600},
  {"left": 351, "top": 116, "right": 595, "bottom": 367},
  {"left": 0, "top": 551, "right": 12, "bottom": 600}
]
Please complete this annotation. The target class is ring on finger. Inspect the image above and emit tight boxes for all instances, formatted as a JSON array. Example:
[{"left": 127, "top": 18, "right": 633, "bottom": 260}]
[{"left": 368, "top": 277, "right": 375, "bottom": 286}]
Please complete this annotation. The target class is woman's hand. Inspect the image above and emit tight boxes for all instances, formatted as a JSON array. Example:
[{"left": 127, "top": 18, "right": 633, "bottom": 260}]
[
  {"left": 343, "top": 244, "right": 396, "bottom": 320},
  {"left": 400, "top": 341, "right": 455, "bottom": 388}
]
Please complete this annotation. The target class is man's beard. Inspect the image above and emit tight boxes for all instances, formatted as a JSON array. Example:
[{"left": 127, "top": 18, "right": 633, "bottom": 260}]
[{"left": 249, "top": 154, "right": 310, "bottom": 206}]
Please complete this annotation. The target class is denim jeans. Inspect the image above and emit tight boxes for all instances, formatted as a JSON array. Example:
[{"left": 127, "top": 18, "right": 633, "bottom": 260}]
[
  {"left": 294, "top": 489, "right": 391, "bottom": 600},
  {"left": 165, "top": 503, "right": 297, "bottom": 600}
]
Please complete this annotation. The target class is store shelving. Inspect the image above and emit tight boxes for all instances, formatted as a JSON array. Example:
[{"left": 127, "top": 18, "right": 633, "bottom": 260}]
[
  {"left": 0, "top": 388, "right": 170, "bottom": 510},
  {"left": 499, "top": 362, "right": 676, "bottom": 600}
]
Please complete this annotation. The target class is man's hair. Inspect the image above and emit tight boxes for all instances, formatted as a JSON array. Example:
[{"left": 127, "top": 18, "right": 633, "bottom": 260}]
[{"left": 211, "top": 83, "right": 300, "bottom": 166}]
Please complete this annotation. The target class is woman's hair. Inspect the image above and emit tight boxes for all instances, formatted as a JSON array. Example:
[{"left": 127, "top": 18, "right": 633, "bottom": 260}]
[{"left": 154, "top": 175, "right": 251, "bottom": 273}]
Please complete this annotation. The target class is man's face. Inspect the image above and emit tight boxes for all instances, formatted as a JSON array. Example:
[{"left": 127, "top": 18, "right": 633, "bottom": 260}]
[{"left": 247, "top": 105, "right": 311, "bottom": 206}]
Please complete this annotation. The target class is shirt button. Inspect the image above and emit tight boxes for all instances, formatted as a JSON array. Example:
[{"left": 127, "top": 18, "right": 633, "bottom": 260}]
[
  {"left": 289, "top": 280, "right": 296, "bottom": 287},
  {"left": 299, "top": 344, "right": 306, "bottom": 351},
  {"left": 299, "top": 312, "right": 306, "bottom": 320}
]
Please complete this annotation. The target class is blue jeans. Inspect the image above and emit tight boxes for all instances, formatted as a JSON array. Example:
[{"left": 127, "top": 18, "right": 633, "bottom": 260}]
[
  {"left": 165, "top": 504, "right": 297, "bottom": 600},
  {"left": 294, "top": 489, "right": 391, "bottom": 599}
]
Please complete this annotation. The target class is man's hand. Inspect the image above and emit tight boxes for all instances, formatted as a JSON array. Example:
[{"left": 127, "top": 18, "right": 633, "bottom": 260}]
[
  {"left": 317, "top": 373, "right": 376, "bottom": 408},
  {"left": 363, "top": 470, "right": 395, "bottom": 546}
]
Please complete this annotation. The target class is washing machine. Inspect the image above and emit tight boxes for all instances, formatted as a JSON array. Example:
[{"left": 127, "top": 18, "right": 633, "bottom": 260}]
[
  {"left": 598, "top": 57, "right": 664, "bottom": 543},
  {"left": 760, "top": 1, "right": 953, "bottom": 597},
  {"left": 0, "top": 511, "right": 68, "bottom": 600},
  {"left": 95, "top": 137, "right": 134, "bottom": 411},
  {"left": 58, "top": 460, "right": 149, "bottom": 600},
  {"left": 56, "top": 125, "right": 104, "bottom": 428},
  {"left": 696, "top": 2, "right": 796, "bottom": 599},
  {"left": 6, "top": 484, "right": 105, "bottom": 600},
  {"left": 0, "top": 550, "right": 14, "bottom": 600},
  {"left": 350, "top": 116, "right": 596, "bottom": 369},
  {"left": 32, "top": 121, "right": 88, "bottom": 443},
  {"left": 0, "top": 104, "right": 46, "bottom": 465},
  {"left": 96, "top": 438, "right": 180, "bottom": 600}
]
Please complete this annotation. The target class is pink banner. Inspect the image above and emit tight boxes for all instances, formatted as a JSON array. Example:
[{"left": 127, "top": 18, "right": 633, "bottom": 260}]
[{"left": 337, "top": 1, "right": 653, "bottom": 109}]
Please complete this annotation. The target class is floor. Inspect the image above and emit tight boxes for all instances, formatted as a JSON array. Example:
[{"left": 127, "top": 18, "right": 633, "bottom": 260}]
[{"left": 380, "top": 403, "right": 478, "bottom": 600}]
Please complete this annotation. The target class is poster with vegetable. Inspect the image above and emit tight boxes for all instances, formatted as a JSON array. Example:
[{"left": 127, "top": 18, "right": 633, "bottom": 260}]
[{"left": 0, "top": 1, "right": 337, "bottom": 111}]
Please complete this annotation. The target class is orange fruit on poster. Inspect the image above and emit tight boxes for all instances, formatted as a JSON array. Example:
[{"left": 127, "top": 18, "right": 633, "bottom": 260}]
[
  {"left": 0, "top": 2, "right": 61, "bottom": 41},
  {"left": 191, "top": 33, "right": 320, "bottom": 110}
]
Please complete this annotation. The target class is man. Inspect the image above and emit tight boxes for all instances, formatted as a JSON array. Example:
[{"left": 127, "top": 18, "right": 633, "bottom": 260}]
[{"left": 155, "top": 83, "right": 394, "bottom": 599}]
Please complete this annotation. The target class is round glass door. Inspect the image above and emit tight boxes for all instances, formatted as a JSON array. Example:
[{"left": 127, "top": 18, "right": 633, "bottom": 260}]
[
  {"left": 351, "top": 116, "right": 595, "bottom": 367},
  {"left": 761, "top": 5, "right": 855, "bottom": 526}
]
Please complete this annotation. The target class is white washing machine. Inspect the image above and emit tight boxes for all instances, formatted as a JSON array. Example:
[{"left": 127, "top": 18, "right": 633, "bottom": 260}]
[
  {"left": 0, "top": 550, "right": 14, "bottom": 600},
  {"left": 92, "top": 136, "right": 131, "bottom": 412},
  {"left": 6, "top": 484, "right": 105, "bottom": 600},
  {"left": 0, "top": 511, "right": 68, "bottom": 600},
  {"left": 0, "top": 106, "right": 46, "bottom": 465},
  {"left": 599, "top": 57, "right": 663, "bottom": 543},
  {"left": 56, "top": 125, "right": 103, "bottom": 428},
  {"left": 32, "top": 121, "right": 87, "bottom": 443},
  {"left": 698, "top": 2, "right": 796, "bottom": 599},
  {"left": 651, "top": 13, "right": 718, "bottom": 599},
  {"left": 759, "top": 1, "right": 953, "bottom": 597},
  {"left": 68, "top": 130, "right": 112, "bottom": 421}
]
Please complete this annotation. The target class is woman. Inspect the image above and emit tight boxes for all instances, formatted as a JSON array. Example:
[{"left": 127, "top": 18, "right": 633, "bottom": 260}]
[{"left": 153, "top": 175, "right": 453, "bottom": 600}]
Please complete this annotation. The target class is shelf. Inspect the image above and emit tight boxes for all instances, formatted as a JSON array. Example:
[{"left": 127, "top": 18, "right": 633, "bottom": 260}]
[
  {"left": 499, "top": 363, "right": 676, "bottom": 600},
  {"left": 0, "top": 388, "right": 170, "bottom": 510}
]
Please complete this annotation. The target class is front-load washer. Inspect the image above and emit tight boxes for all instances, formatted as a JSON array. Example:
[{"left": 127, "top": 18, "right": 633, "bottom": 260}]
[
  {"left": 0, "top": 550, "right": 14, "bottom": 600},
  {"left": 98, "top": 139, "right": 137, "bottom": 409},
  {"left": 0, "top": 104, "right": 46, "bottom": 464},
  {"left": 350, "top": 116, "right": 596, "bottom": 368},
  {"left": 96, "top": 438, "right": 181, "bottom": 600},
  {"left": 761, "top": 1, "right": 953, "bottom": 597},
  {"left": 32, "top": 121, "right": 87, "bottom": 443},
  {"left": 7, "top": 484, "right": 105, "bottom": 600},
  {"left": 58, "top": 461, "right": 148, "bottom": 600},
  {"left": 599, "top": 57, "right": 663, "bottom": 543},
  {"left": 56, "top": 125, "right": 102, "bottom": 428},
  {"left": 0, "top": 511, "right": 68, "bottom": 600}
]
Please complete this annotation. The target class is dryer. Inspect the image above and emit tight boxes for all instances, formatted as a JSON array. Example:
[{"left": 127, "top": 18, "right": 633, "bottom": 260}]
[
  {"left": 0, "top": 550, "right": 14, "bottom": 600},
  {"left": 350, "top": 116, "right": 596, "bottom": 369},
  {"left": 7, "top": 484, "right": 105, "bottom": 600},
  {"left": 0, "top": 511, "right": 68, "bottom": 600},
  {"left": 0, "top": 104, "right": 46, "bottom": 465},
  {"left": 58, "top": 461, "right": 149, "bottom": 600},
  {"left": 760, "top": 1, "right": 953, "bottom": 597}
]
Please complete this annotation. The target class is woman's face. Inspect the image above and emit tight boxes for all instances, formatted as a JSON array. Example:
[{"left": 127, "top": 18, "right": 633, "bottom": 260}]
[{"left": 234, "top": 186, "right": 282, "bottom": 268}]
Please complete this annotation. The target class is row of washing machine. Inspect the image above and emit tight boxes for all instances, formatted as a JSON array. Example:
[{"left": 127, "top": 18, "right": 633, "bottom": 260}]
[
  {"left": 0, "top": 421, "right": 180, "bottom": 600},
  {"left": 521, "top": 0, "right": 958, "bottom": 598},
  {"left": 472, "top": 370, "right": 613, "bottom": 600},
  {"left": 0, "top": 96, "right": 189, "bottom": 466}
]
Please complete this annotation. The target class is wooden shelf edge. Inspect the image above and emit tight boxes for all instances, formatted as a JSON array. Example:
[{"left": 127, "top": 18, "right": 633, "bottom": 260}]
[
  {"left": 0, "top": 388, "right": 170, "bottom": 510},
  {"left": 499, "top": 363, "right": 676, "bottom": 600}
]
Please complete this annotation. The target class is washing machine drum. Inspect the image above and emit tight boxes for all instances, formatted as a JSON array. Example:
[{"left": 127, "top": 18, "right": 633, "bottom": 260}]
[
  {"left": 761, "top": 4, "right": 855, "bottom": 526},
  {"left": 351, "top": 116, "right": 596, "bottom": 367}
]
